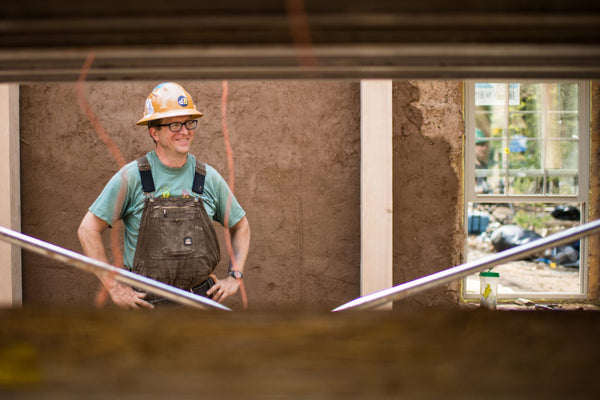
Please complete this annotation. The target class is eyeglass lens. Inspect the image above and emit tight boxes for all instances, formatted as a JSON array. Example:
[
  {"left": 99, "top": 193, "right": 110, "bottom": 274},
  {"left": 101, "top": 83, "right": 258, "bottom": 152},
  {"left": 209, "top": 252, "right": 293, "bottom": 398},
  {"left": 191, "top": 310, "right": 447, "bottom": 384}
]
[{"left": 169, "top": 120, "right": 197, "bottom": 132}]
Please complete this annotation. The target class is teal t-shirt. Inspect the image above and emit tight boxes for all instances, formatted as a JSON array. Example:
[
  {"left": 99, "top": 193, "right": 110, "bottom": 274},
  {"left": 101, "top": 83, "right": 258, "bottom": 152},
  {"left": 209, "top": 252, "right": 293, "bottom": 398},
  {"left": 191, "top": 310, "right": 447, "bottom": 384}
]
[{"left": 89, "top": 151, "right": 245, "bottom": 269}]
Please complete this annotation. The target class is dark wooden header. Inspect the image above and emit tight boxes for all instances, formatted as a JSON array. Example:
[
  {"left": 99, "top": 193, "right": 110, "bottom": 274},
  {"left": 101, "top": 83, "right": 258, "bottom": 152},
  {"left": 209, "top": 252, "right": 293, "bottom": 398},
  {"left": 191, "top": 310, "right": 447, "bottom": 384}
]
[{"left": 1, "top": 0, "right": 599, "bottom": 80}]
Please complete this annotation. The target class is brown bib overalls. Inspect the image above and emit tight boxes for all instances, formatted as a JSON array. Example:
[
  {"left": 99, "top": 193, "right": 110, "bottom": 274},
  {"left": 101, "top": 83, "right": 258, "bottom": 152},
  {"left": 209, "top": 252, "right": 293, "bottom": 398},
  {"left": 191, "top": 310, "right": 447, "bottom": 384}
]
[{"left": 131, "top": 156, "right": 221, "bottom": 302}]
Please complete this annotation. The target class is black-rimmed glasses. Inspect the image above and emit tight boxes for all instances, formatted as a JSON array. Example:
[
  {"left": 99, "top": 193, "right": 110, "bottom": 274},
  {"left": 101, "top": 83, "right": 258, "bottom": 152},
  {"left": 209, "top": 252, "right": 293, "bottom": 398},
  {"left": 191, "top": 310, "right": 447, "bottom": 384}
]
[{"left": 154, "top": 120, "right": 198, "bottom": 132}]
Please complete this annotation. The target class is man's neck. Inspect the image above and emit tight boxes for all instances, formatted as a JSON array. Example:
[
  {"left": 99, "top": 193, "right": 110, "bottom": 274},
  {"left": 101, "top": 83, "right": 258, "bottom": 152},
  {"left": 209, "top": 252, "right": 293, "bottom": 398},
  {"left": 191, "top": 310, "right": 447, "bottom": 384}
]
[{"left": 155, "top": 148, "right": 188, "bottom": 168}]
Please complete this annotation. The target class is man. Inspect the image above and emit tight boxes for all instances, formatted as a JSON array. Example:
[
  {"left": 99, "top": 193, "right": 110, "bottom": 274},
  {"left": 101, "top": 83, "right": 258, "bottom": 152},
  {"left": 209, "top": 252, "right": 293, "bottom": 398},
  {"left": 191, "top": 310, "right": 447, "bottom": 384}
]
[
  {"left": 474, "top": 128, "right": 490, "bottom": 194},
  {"left": 78, "top": 82, "right": 250, "bottom": 309}
]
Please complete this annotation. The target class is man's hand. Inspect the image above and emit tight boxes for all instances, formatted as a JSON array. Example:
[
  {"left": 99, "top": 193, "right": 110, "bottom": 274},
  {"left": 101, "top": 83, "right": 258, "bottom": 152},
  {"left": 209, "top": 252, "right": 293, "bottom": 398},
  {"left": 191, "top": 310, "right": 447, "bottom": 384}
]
[
  {"left": 79, "top": 212, "right": 154, "bottom": 310},
  {"left": 206, "top": 217, "right": 250, "bottom": 304},
  {"left": 107, "top": 281, "right": 154, "bottom": 309},
  {"left": 207, "top": 276, "right": 240, "bottom": 303}
]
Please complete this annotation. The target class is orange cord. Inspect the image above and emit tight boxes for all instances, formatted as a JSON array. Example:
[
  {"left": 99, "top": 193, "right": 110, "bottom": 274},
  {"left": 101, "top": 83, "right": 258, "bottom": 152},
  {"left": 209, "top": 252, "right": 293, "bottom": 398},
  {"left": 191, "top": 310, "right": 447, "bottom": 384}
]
[
  {"left": 285, "top": 0, "right": 319, "bottom": 70},
  {"left": 221, "top": 80, "right": 248, "bottom": 309},
  {"left": 76, "top": 52, "right": 126, "bottom": 169},
  {"left": 77, "top": 52, "right": 127, "bottom": 307}
]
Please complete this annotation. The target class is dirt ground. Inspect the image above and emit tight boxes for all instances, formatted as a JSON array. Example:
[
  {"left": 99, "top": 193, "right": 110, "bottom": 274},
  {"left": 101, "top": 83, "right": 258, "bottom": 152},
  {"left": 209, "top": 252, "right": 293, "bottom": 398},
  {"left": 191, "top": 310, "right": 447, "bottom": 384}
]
[{"left": 465, "top": 235, "right": 581, "bottom": 295}]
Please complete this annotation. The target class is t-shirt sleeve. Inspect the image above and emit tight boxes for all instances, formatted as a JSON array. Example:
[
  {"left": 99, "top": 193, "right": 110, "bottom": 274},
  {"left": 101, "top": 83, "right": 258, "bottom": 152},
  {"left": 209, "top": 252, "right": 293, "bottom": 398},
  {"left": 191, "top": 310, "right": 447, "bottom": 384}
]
[
  {"left": 210, "top": 170, "right": 246, "bottom": 228},
  {"left": 89, "top": 168, "right": 133, "bottom": 227}
]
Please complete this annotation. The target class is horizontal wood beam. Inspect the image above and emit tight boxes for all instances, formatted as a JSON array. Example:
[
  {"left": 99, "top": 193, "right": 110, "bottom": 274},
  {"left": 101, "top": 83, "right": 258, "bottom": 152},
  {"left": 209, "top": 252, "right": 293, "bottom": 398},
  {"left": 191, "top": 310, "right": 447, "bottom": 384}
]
[
  {"left": 1, "top": 44, "right": 600, "bottom": 82},
  {"left": 1, "top": 1, "right": 600, "bottom": 80}
]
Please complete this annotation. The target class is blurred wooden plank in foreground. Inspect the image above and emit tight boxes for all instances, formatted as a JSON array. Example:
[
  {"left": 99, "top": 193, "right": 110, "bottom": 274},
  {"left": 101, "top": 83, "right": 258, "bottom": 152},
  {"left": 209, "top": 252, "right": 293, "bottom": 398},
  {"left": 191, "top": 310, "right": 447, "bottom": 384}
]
[{"left": 1, "top": 307, "right": 599, "bottom": 399}]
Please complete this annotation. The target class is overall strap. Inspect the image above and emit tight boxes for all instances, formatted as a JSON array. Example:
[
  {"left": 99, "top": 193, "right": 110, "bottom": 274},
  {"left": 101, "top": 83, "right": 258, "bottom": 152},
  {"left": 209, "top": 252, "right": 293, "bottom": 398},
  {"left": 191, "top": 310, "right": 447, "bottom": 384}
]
[
  {"left": 137, "top": 155, "right": 205, "bottom": 195},
  {"left": 136, "top": 156, "right": 156, "bottom": 194},
  {"left": 192, "top": 160, "right": 206, "bottom": 195}
]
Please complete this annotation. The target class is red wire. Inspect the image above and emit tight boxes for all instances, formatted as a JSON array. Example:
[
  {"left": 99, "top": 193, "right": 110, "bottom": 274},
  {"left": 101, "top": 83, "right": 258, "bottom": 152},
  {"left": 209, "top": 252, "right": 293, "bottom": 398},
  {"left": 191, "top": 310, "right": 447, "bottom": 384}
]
[
  {"left": 285, "top": 0, "right": 319, "bottom": 69},
  {"left": 221, "top": 80, "right": 248, "bottom": 309},
  {"left": 76, "top": 53, "right": 126, "bottom": 169},
  {"left": 76, "top": 52, "right": 126, "bottom": 307}
]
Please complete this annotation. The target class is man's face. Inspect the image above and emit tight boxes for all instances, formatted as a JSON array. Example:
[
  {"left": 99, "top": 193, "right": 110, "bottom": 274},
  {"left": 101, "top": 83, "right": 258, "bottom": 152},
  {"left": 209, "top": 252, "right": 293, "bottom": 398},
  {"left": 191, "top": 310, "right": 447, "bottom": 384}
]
[
  {"left": 150, "top": 116, "right": 195, "bottom": 156},
  {"left": 475, "top": 142, "right": 489, "bottom": 164}
]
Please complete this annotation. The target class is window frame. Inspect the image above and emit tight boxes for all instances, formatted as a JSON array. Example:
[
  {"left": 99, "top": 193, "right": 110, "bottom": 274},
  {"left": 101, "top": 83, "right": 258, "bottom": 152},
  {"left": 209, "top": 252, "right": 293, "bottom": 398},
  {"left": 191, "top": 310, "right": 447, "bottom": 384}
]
[{"left": 464, "top": 80, "right": 590, "bottom": 300}]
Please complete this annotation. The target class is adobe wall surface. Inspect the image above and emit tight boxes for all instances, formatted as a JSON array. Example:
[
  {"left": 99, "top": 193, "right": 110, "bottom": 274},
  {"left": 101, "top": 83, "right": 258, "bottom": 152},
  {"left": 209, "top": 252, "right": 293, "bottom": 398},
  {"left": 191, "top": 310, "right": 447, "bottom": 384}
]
[
  {"left": 392, "top": 81, "right": 464, "bottom": 307},
  {"left": 19, "top": 80, "right": 463, "bottom": 310}
]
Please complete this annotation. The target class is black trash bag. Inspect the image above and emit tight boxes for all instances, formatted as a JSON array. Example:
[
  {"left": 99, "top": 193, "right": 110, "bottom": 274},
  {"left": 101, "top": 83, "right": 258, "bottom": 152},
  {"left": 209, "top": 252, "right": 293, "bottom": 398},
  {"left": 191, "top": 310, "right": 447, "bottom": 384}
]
[
  {"left": 551, "top": 205, "right": 580, "bottom": 221},
  {"left": 552, "top": 245, "right": 579, "bottom": 267},
  {"left": 490, "top": 225, "right": 542, "bottom": 253}
]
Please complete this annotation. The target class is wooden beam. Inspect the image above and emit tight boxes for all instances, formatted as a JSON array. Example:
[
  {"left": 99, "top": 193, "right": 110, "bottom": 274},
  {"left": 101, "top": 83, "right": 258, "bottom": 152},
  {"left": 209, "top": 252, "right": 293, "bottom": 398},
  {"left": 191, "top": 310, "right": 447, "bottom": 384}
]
[
  {"left": 1, "top": 44, "right": 600, "bottom": 82},
  {"left": 0, "top": 84, "right": 21, "bottom": 306},
  {"left": 590, "top": 81, "right": 600, "bottom": 300},
  {"left": 360, "top": 80, "right": 392, "bottom": 307},
  {"left": 2, "top": 1, "right": 600, "bottom": 81},
  {"left": 1, "top": 308, "right": 600, "bottom": 397}
]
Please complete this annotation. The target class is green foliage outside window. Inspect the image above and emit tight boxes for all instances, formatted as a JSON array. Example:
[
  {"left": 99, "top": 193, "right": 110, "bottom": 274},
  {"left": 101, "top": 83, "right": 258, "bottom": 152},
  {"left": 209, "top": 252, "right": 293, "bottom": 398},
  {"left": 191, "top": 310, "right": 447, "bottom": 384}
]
[{"left": 514, "top": 206, "right": 552, "bottom": 232}]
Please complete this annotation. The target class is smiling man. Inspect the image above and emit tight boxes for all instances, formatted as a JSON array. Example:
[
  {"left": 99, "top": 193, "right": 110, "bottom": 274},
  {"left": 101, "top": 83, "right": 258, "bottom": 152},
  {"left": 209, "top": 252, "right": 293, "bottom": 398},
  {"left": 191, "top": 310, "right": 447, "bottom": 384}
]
[{"left": 78, "top": 82, "right": 250, "bottom": 309}]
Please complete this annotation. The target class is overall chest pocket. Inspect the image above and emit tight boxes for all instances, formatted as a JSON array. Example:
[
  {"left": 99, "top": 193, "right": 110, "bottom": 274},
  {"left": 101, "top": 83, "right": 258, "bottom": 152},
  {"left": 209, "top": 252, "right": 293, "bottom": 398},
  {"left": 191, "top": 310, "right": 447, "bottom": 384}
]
[{"left": 157, "top": 207, "right": 205, "bottom": 256}]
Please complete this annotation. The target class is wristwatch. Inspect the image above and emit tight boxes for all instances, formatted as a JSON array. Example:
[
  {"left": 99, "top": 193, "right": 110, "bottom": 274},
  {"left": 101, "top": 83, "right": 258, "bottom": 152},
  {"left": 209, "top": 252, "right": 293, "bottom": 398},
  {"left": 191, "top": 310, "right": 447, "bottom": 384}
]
[{"left": 228, "top": 270, "right": 243, "bottom": 279}]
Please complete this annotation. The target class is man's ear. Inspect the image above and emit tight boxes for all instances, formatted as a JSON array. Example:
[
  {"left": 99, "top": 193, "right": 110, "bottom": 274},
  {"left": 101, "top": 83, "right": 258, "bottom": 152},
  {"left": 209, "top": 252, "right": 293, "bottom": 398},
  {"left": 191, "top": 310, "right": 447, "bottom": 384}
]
[{"left": 148, "top": 127, "right": 159, "bottom": 142}]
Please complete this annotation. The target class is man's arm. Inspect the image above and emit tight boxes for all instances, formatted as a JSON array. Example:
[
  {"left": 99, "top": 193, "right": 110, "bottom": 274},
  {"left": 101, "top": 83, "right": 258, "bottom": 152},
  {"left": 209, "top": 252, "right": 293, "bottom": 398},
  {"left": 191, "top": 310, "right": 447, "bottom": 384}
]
[
  {"left": 77, "top": 211, "right": 153, "bottom": 309},
  {"left": 230, "top": 215, "right": 250, "bottom": 275},
  {"left": 208, "top": 216, "right": 250, "bottom": 302}
]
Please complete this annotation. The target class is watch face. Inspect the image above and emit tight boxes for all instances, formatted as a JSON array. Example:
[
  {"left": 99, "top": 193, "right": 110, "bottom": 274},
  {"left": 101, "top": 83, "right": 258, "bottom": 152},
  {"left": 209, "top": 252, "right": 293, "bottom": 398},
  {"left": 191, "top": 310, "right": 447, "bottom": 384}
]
[{"left": 230, "top": 270, "right": 242, "bottom": 279}]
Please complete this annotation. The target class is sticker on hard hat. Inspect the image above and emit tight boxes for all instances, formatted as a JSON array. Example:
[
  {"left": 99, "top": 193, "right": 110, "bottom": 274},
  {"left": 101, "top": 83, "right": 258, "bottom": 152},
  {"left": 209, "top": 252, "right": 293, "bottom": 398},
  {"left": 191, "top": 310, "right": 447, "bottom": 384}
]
[
  {"left": 145, "top": 98, "right": 154, "bottom": 116},
  {"left": 178, "top": 96, "right": 189, "bottom": 107}
]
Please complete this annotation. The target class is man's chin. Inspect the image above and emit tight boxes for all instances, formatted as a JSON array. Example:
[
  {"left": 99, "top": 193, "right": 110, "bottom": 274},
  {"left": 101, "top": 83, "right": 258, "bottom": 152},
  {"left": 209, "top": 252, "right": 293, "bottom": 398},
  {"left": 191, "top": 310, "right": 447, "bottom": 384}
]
[{"left": 175, "top": 144, "right": 191, "bottom": 154}]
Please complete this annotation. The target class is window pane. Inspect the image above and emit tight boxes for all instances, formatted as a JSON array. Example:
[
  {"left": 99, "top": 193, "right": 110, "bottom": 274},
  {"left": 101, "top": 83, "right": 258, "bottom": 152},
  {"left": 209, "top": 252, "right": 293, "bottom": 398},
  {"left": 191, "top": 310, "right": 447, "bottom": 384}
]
[
  {"left": 546, "top": 139, "right": 578, "bottom": 196},
  {"left": 509, "top": 112, "right": 541, "bottom": 140},
  {"left": 507, "top": 139, "right": 542, "bottom": 170},
  {"left": 547, "top": 113, "right": 578, "bottom": 139},
  {"left": 548, "top": 82, "right": 579, "bottom": 112},
  {"left": 475, "top": 83, "right": 519, "bottom": 108},
  {"left": 509, "top": 83, "right": 542, "bottom": 113},
  {"left": 509, "top": 175, "right": 543, "bottom": 195},
  {"left": 546, "top": 140, "right": 578, "bottom": 170},
  {"left": 474, "top": 137, "right": 505, "bottom": 194},
  {"left": 487, "top": 139, "right": 505, "bottom": 170},
  {"left": 474, "top": 113, "right": 506, "bottom": 144},
  {"left": 546, "top": 175, "right": 577, "bottom": 195},
  {"left": 475, "top": 104, "right": 507, "bottom": 194}
]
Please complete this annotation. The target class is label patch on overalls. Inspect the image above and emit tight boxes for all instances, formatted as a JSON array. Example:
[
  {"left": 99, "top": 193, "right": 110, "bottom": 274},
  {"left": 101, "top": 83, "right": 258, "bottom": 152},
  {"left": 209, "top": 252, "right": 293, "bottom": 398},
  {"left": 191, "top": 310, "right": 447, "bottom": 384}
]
[{"left": 184, "top": 236, "right": 193, "bottom": 246}]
